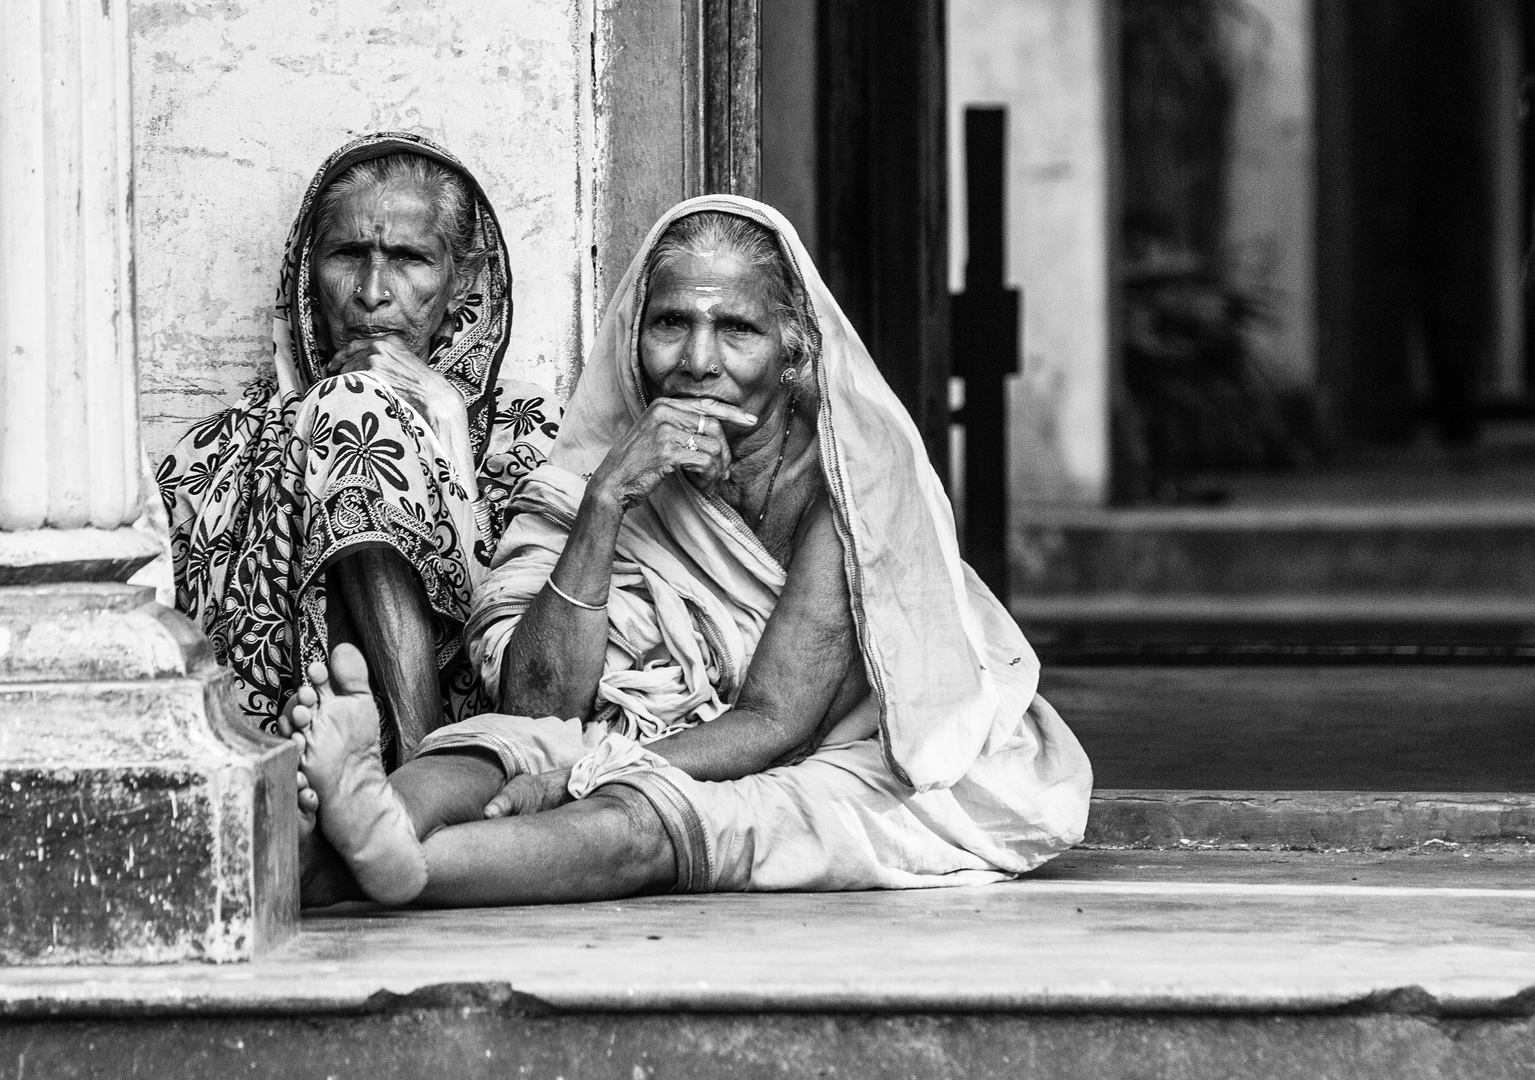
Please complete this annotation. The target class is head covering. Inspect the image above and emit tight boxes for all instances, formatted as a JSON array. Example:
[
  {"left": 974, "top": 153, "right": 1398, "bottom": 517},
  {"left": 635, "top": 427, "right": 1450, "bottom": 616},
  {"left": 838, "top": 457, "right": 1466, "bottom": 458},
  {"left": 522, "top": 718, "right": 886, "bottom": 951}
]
[
  {"left": 157, "top": 133, "right": 539, "bottom": 729},
  {"left": 488, "top": 195, "right": 1041, "bottom": 792},
  {"left": 271, "top": 131, "right": 513, "bottom": 457}
]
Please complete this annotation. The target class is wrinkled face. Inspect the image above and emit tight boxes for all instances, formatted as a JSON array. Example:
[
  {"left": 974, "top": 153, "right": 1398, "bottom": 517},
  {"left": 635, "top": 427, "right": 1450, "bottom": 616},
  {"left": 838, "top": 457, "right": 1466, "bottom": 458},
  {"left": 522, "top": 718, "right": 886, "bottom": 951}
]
[
  {"left": 313, "top": 177, "right": 465, "bottom": 359},
  {"left": 638, "top": 249, "right": 788, "bottom": 429}
]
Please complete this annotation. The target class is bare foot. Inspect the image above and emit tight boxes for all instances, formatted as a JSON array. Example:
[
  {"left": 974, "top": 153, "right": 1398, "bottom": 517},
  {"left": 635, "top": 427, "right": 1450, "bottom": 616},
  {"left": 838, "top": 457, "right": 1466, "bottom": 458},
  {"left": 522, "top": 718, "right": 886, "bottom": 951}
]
[
  {"left": 279, "top": 686, "right": 323, "bottom": 839},
  {"left": 291, "top": 644, "right": 427, "bottom": 905}
]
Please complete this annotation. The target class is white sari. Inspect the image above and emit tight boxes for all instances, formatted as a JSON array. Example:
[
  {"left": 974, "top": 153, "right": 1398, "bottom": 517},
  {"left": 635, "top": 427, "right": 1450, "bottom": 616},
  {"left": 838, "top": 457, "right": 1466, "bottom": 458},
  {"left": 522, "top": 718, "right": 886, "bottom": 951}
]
[{"left": 417, "top": 196, "right": 1093, "bottom": 892}]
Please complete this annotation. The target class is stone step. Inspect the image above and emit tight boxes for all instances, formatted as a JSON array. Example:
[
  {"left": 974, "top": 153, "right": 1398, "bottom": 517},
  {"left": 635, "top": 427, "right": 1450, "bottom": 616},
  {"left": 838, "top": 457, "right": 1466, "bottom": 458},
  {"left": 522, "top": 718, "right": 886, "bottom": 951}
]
[
  {"left": 7, "top": 851, "right": 1535, "bottom": 1078},
  {"left": 1086, "top": 790, "right": 1535, "bottom": 849},
  {"left": 1042, "top": 664, "right": 1535, "bottom": 792},
  {"left": 1011, "top": 503, "right": 1535, "bottom": 597},
  {"left": 1017, "top": 593, "right": 1535, "bottom": 660}
]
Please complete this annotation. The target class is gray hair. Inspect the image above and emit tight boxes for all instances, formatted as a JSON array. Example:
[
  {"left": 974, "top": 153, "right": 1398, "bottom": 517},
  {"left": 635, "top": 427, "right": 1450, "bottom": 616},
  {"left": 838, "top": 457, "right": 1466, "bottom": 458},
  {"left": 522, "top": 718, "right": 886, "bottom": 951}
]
[
  {"left": 314, "top": 152, "right": 483, "bottom": 274},
  {"left": 646, "top": 211, "right": 815, "bottom": 375}
]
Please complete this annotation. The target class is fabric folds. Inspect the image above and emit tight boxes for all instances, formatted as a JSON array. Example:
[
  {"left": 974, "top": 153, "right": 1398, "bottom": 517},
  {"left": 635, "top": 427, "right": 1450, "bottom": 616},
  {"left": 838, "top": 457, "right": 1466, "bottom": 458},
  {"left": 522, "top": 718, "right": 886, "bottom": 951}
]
[{"left": 156, "top": 132, "right": 559, "bottom": 729}]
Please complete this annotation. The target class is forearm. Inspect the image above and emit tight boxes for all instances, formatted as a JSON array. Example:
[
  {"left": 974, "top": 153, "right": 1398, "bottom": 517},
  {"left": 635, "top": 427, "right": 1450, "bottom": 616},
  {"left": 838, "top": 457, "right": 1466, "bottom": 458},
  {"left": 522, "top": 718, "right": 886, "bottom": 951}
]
[
  {"left": 646, "top": 706, "right": 809, "bottom": 782},
  {"left": 496, "top": 491, "right": 624, "bottom": 718}
]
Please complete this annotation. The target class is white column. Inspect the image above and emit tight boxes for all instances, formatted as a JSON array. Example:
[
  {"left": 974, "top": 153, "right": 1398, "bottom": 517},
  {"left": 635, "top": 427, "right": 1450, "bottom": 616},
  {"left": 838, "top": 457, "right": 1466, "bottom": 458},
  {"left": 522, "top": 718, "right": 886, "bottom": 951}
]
[
  {"left": 0, "top": 0, "right": 296, "bottom": 965},
  {"left": 0, "top": 0, "right": 153, "bottom": 575}
]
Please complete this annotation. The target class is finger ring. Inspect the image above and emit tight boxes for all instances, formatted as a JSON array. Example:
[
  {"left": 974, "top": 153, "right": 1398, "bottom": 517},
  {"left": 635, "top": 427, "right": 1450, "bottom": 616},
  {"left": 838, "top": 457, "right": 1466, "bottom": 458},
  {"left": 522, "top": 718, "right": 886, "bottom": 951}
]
[
  {"left": 686, "top": 436, "right": 699, "bottom": 452},
  {"left": 696, "top": 413, "right": 706, "bottom": 435}
]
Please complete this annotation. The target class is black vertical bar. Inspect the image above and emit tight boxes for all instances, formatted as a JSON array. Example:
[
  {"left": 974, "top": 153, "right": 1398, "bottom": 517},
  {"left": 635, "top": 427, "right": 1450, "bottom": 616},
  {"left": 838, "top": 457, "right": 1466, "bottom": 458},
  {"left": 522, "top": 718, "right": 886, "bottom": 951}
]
[
  {"left": 963, "top": 110, "right": 1005, "bottom": 292},
  {"left": 952, "top": 107, "right": 1018, "bottom": 596}
]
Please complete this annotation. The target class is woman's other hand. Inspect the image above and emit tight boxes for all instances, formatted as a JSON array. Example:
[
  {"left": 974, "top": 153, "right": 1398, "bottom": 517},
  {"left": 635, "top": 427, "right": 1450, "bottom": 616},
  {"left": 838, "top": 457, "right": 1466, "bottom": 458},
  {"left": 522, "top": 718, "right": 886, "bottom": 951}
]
[
  {"left": 587, "top": 397, "right": 754, "bottom": 511},
  {"left": 482, "top": 767, "right": 575, "bottom": 818},
  {"left": 329, "top": 336, "right": 464, "bottom": 426},
  {"left": 329, "top": 337, "right": 478, "bottom": 497}
]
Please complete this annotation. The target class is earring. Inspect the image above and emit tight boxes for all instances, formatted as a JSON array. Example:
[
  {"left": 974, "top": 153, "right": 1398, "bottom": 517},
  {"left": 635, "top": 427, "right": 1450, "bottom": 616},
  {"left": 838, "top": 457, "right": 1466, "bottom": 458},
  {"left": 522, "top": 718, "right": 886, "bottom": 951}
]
[{"left": 780, "top": 367, "right": 799, "bottom": 386}]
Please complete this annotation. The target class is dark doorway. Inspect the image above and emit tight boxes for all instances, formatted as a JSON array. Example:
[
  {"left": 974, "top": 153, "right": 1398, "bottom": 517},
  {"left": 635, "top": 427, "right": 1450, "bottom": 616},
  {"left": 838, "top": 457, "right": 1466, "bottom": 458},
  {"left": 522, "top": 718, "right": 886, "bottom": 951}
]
[
  {"left": 1315, "top": 0, "right": 1527, "bottom": 451},
  {"left": 761, "top": 0, "right": 951, "bottom": 479}
]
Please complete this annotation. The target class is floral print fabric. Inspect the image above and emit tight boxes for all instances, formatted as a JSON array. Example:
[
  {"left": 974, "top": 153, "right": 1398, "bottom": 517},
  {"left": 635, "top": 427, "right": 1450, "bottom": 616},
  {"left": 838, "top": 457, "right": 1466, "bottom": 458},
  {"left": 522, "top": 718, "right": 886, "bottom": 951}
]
[{"left": 155, "top": 133, "right": 559, "bottom": 731}]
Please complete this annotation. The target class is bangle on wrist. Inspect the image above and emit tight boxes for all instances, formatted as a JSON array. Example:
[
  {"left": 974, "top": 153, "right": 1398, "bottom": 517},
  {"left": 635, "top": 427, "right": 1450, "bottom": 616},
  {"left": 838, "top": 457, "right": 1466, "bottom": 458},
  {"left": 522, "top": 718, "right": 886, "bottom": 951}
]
[
  {"left": 472, "top": 495, "right": 494, "bottom": 534},
  {"left": 546, "top": 577, "right": 607, "bottom": 611}
]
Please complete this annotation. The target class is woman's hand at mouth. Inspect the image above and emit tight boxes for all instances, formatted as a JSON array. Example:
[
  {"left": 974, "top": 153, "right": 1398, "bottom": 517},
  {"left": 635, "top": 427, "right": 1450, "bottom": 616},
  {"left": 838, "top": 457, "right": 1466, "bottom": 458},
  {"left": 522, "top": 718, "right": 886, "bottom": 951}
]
[
  {"left": 328, "top": 336, "right": 462, "bottom": 423},
  {"left": 328, "top": 336, "right": 479, "bottom": 501},
  {"left": 587, "top": 397, "right": 755, "bottom": 512}
]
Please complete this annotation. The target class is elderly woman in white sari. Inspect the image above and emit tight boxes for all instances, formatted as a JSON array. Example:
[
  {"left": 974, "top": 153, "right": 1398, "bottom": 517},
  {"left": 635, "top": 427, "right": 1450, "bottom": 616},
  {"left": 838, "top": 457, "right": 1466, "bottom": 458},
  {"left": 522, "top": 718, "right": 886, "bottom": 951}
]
[{"left": 287, "top": 196, "right": 1092, "bottom": 907}]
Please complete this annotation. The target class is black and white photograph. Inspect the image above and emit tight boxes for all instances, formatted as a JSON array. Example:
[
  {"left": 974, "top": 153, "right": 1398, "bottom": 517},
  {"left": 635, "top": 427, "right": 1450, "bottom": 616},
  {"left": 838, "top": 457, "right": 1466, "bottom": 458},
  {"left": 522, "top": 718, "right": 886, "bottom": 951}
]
[{"left": 2, "top": 0, "right": 1534, "bottom": 1076}]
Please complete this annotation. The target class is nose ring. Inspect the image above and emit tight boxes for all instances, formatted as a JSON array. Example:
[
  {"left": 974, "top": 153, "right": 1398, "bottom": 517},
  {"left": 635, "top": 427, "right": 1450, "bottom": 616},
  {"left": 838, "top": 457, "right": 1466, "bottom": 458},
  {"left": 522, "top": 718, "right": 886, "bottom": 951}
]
[{"left": 708, "top": 363, "right": 721, "bottom": 375}]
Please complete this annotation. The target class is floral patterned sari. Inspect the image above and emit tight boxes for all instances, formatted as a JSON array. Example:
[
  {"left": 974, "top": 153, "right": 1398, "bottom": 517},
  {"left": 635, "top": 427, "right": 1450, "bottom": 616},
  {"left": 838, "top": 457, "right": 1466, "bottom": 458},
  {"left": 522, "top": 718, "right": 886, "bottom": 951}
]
[{"left": 156, "top": 133, "right": 558, "bottom": 734}]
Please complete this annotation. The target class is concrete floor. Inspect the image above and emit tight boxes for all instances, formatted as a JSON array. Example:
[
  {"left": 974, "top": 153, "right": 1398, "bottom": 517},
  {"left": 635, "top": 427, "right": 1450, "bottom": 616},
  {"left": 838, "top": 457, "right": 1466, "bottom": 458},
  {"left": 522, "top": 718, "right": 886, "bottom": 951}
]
[
  {"left": 7, "top": 848, "right": 1535, "bottom": 1018},
  {"left": 7, "top": 848, "right": 1535, "bottom": 1078}
]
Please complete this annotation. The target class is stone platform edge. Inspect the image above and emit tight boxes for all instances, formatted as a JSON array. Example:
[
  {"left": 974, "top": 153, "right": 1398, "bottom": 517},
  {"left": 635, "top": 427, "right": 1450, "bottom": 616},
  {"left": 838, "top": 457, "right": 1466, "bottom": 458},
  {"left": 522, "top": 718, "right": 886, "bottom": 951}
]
[
  {"left": 1086, "top": 789, "right": 1535, "bottom": 848},
  {"left": 8, "top": 978, "right": 1535, "bottom": 1022}
]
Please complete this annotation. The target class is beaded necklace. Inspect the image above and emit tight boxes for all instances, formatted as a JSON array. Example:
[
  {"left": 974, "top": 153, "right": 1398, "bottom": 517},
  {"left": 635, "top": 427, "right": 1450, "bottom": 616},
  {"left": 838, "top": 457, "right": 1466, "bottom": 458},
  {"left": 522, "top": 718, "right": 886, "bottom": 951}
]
[{"left": 752, "top": 392, "right": 796, "bottom": 530}]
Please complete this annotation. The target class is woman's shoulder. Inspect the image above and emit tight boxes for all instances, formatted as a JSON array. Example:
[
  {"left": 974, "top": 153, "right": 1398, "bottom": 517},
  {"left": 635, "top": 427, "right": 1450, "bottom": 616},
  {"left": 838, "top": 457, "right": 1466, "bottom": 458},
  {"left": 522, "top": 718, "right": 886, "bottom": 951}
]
[
  {"left": 479, "top": 378, "right": 565, "bottom": 519},
  {"left": 157, "top": 377, "right": 287, "bottom": 480},
  {"left": 487, "top": 378, "right": 562, "bottom": 446}
]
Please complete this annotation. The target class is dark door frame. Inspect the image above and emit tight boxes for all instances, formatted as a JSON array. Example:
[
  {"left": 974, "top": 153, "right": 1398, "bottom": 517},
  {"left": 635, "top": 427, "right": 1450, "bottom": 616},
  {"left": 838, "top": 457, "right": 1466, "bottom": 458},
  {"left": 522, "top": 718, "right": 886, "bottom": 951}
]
[
  {"left": 684, "top": 0, "right": 763, "bottom": 198},
  {"left": 817, "top": 0, "right": 951, "bottom": 476},
  {"left": 681, "top": 0, "right": 952, "bottom": 478}
]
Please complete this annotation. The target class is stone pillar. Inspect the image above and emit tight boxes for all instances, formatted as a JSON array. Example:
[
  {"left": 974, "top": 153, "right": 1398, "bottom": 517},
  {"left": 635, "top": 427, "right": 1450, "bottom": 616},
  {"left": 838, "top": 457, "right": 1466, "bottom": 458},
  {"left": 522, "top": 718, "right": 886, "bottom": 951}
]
[{"left": 0, "top": 0, "right": 296, "bottom": 964}]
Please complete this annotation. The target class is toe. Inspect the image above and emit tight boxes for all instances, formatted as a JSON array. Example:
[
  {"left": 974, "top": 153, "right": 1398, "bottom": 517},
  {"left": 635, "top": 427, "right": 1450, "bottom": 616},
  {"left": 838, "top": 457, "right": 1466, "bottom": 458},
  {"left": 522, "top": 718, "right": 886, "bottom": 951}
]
[
  {"left": 328, "top": 642, "right": 372, "bottom": 696},
  {"left": 306, "top": 659, "right": 331, "bottom": 701}
]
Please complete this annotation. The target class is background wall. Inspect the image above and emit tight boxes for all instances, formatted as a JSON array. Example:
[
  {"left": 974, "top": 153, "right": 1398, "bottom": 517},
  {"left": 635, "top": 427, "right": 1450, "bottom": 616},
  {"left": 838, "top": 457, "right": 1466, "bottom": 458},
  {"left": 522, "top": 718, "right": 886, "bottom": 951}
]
[
  {"left": 130, "top": 0, "right": 597, "bottom": 462},
  {"left": 948, "top": 0, "right": 1113, "bottom": 506}
]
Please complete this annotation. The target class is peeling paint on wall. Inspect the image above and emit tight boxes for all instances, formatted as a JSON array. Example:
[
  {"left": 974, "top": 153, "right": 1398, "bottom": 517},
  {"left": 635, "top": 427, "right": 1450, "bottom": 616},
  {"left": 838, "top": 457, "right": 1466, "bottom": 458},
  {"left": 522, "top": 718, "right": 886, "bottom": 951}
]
[{"left": 130, "top": 0, "right": 594, "bottom": 462}]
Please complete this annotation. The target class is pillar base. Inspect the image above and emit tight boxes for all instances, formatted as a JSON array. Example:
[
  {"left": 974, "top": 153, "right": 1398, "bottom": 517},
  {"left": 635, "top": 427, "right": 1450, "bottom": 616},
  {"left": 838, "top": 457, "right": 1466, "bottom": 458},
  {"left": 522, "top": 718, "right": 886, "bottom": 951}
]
[
  {"left": 0, "top": 528, "right": 161, "bottom": 585},
  {"left": 0, "top": 584, "right": 298, "bottom": 964}
]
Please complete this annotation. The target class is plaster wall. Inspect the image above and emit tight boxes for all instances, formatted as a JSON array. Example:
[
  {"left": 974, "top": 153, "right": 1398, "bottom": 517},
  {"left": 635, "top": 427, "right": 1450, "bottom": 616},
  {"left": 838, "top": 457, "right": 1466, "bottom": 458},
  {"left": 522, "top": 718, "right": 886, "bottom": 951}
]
[
  {"left": 948, "top": 0, "right": 1112, "bottom": 507},
  {"left": 130, "top": 0, "right": 597, "bottom": 464}
]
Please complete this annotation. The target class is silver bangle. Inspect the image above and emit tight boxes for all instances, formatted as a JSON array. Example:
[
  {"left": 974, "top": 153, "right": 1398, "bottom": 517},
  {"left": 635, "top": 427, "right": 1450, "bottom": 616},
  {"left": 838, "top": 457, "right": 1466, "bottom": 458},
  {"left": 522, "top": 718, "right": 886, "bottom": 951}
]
[
  {"left": 471, "top": 496, "right": 494, "bottom": 535},
  {"left": 546, "top": 577, "right": 607, "bottom": 611}
]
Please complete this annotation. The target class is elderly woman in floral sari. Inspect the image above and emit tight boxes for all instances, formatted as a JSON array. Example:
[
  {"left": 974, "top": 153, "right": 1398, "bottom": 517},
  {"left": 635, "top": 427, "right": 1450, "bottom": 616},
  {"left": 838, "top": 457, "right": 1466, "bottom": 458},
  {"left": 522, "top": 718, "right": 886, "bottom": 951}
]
[
  {"left": 157, "top": 133, "right": 557, "bottom": 769},
  {"left": 287, "top": 196, "right": 1091, "bottom": 906}
]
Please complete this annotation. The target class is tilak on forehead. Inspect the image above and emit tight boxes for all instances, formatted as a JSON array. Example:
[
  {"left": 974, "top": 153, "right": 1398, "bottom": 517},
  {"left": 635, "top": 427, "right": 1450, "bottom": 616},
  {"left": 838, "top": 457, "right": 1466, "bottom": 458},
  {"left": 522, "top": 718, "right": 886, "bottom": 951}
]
[{"left": 692, "top": 283, "right": 723, "bottom": 314}]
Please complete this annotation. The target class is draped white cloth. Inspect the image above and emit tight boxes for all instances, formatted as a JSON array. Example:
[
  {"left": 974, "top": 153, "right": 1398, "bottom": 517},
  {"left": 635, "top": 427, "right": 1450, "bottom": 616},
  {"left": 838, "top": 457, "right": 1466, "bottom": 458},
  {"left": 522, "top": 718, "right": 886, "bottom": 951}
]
[{"left": 433, "top": 195, "right": 1093, "bottom": 889}]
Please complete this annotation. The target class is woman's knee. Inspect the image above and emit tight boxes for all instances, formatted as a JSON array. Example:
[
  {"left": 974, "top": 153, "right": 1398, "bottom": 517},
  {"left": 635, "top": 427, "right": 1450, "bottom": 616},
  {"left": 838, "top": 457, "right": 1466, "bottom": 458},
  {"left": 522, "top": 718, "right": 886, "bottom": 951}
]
[
  {"left": 391, "top": 750, "right": 508, "bottom": 840},
  {"left": 585, "top": 785, "right": 678, "bottom": 889}
]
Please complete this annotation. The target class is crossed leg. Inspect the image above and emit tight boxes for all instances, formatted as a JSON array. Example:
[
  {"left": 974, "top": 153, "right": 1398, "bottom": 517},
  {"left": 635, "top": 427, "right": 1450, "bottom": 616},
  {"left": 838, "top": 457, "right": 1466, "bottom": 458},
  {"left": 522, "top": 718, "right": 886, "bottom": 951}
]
[{"left": 291, "top": 644, "right": 679, "bottom": 908}]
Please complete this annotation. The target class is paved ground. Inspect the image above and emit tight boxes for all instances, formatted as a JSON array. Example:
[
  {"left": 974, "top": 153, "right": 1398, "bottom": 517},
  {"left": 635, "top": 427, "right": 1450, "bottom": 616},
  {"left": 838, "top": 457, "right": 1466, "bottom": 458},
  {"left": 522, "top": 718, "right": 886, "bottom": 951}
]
[
  {"left": 7, "top": 848, "right": 1535, "bottom": 1078},
  {"left": 6, "top": 847, "right": 1535, "bottom": 1018}
]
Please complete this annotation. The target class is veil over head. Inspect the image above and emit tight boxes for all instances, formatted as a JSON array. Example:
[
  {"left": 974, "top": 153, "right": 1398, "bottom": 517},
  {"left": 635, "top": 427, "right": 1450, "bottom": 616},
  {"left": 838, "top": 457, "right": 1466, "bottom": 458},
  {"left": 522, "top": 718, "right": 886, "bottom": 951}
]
[
  {"left": 548, "top": 195, "right": 1041, "bottom": 792},
  {"left": 272, "top": 131, "right": 514, "bottom": 457}
]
